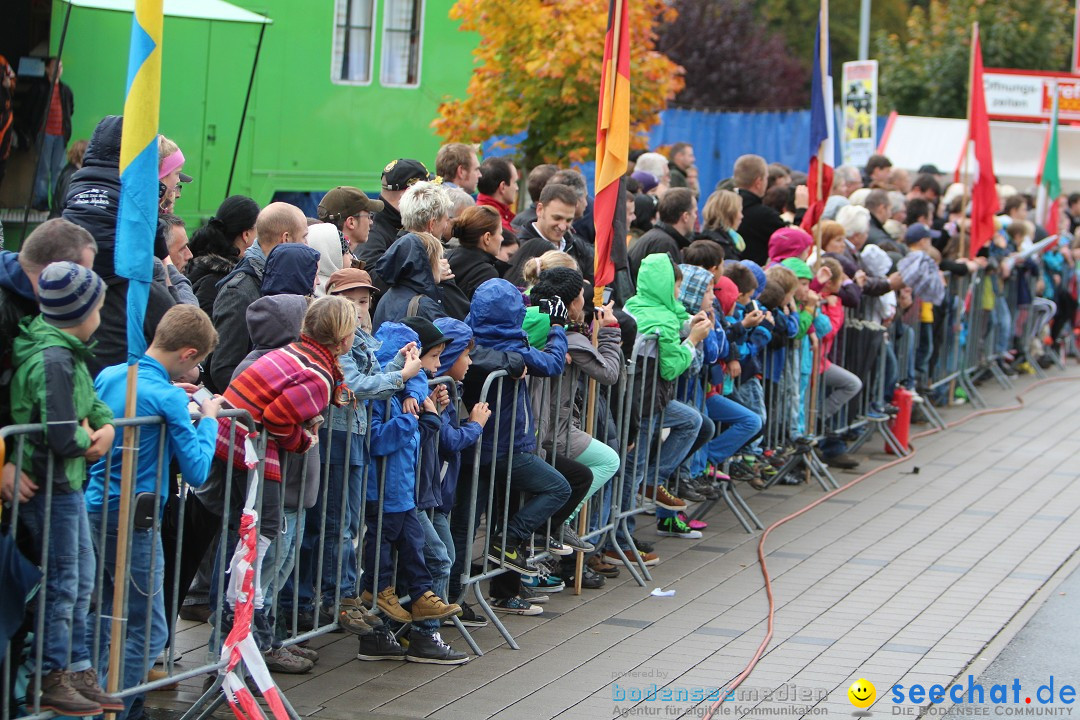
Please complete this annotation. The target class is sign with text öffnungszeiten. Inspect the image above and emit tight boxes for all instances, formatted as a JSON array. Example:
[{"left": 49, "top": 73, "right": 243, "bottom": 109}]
[{"left": 983, "top": 69, "right": 1080, "bottom": 122}]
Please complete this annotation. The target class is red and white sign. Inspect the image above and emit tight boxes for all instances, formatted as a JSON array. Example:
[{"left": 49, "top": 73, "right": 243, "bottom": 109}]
[{"left": 983, "top": 68, "right": 1080, "bottom": 123}]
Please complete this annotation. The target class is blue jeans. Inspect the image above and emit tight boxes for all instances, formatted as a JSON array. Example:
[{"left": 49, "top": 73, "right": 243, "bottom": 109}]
[
  {"left": 448, "top": 452, "right": 570, "bottom": 600},
  {"left": 88, "top": 511, "right": 168, "bottom": 720},
  {"left": 705, "top": 394, "right": 762, "bottom": 465},
  {"left": 413, "top": 510, "right": 451, "bottom": 634},
  {"left": 292, "top": 462, "right": 361, "bottom": 612},
  {"left": 993, "top": 295, "right": 1012, "bottom": 355},
  {"left": 623, "top": 400, "right": 702, "bottom": 534},
  {"left": 730, "top": 377, "right": 766, "bottom": 454},
  {"left": 21, "top": 489, "right": 94, "bottom": 674},
  {"left": 33, "top": 133, "right": 65, "bottom": 207}
]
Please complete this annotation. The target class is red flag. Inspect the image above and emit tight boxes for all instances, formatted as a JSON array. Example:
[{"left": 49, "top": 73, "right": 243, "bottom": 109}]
[
  {"left": 801, "top": 6, "right": 834, "bottom": 233},
  {"left": 593, "top": 0, "right": 630, "bottom": 294},
  {"left": 968, "top": 28, "right": 998, "bottom": 258}
]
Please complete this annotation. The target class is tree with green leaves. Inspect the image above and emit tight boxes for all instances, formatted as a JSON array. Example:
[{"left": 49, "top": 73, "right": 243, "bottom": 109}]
[{"left": 876, "top": 0, "right": 1073, "bottom": 118}]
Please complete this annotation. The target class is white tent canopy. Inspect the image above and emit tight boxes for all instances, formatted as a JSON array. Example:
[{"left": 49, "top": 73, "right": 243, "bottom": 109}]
[
  {"left": 63, "top": 0, "right": 270, "bottom": 24},
  {"left": 878, "top": 114, "right": 1080, "bottom": 193}
]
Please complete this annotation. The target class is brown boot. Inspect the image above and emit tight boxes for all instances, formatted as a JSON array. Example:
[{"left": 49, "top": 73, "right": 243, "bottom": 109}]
[
  {"left": 410, "top": 591, "right": 462, "bottom": 622},
  {"left": 34, "top": 670, "right": 103, "bottom": 716},
  {"left": 338, "top": 596, "right": 382, "bottom": 636},
  {"left": 361, "top": 587, "right": 412, "bottom": 624},
  {"left": 69, "top": 668, "right": 126, "bottom": 711}
]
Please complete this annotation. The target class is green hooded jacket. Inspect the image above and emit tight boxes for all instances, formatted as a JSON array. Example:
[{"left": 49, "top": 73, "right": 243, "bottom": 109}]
[
  {"left": 10, "top": 315, "right": 114, "bottom": 490},
  {"left": 624, "top": 254, "right": 693, "bottom": 381}
]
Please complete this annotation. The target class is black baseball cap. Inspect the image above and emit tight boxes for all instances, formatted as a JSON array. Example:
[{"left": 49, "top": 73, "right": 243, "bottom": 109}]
[
  {"left": 917, "top": 164, "right": 944, "bottom": 175},
  {"left": 381, "top": 158, "right": 434, "bottom": 191},
  {"left": 401, "top": 316, "right": 451, "bottom": 354}
]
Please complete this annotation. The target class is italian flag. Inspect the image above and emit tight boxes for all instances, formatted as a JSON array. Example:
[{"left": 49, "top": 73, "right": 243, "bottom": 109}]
[{"left": 1036, "top": 83, "right": 1062, "bottom": 236}]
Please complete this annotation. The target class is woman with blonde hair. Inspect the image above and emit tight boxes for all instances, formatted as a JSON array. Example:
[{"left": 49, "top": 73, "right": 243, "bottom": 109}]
[{"left": 699, "top": 189, "right": 745, "bottom": 260}]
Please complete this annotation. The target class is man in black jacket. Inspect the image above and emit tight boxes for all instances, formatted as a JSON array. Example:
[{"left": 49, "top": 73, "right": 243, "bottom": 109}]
[
  {"left": 28, "top": 59, "right": 74, "bottom": 211},
  {"left": 356, "top": 158, "right": 432, "bottom": 294},
  {"left": 507, "top": 183, "right": 594, "bottom": 284},
  {"left": 627, "top": 187, "right": 696, "bottom": 284},
  {"left": 733, "top": 154, "right": 786, "bottom": 265}
]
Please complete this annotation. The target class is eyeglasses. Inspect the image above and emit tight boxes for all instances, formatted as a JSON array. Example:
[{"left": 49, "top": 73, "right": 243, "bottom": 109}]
[{"left": 353, "top": 212, "right": 376, "bottom": 221}]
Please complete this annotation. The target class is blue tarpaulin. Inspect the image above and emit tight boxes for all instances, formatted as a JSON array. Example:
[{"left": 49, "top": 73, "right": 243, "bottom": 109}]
[{"left": 484, "top": 108, "right": 889, "bottom": 207}]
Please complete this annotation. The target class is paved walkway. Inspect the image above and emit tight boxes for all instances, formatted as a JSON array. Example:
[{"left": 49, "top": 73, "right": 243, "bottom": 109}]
[{"left": 149, "top": 370, "right": 1080, "bottom": 720}]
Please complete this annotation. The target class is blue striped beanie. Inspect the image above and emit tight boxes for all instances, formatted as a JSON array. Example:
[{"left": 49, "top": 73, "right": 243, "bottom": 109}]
[{"left": 37, "top": 261, "right": 106, "bottom": 328}]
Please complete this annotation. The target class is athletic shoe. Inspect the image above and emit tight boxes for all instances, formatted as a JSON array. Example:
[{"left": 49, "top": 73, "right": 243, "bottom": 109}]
[
  {"left": 263, "top": 647, "right": 313, "bottom": 674},
  {"left": 518, "top": 583, "right": 548, "bottom": 604},
  {"left": 560, "top": 561, "right": 605, "bottom": 589},
  {"left": 559, "top": 524, "right": 595, "bottom": 553},
  {"left": 642, "top": 484, "right": 687, "bottom": 511},
  {"left": 522, "top": 573, "right": 565, "bottom": 593},
  {"left": 286, "top": 644, "right": 319, "bottom": 664},
  {"left": 707, "top": 464, "right": 731, "bottom": 481},
  {"left": 154, "top": 648, "right": 183, "bottom": 665},
  {"left": 630, "top": 537, "right": 656, "bottom": 554},
  {"left": 824, "top": 453, "right": 860, "bottom": 470},
  {"left": 357, "top": 627, "right": 406, "bottom": 661},
  {"left": 677, "top": 511, "right": 708, "bottom": 530},
  {"left": 604, "top": 548, "right": 660, "bottom": 567},
  {"left": 486, "top": 541, "right": 540, "bottom": 576},
  {"left": 534, "top": 534, "right": 573, "bottom": 556},
  {"left": 657, "top": 516, "right": 703, "bottom": 539},
  {"left": 405, "top": 630, "right": 470, "bottom": 665},
  {"left": 443, "top": 602, "right": 488, "bottom": 628},
  {"left": 587, "top": 555, "right": 621, "bottom": 578},
  {"left": 490, "top": 596, "right": 543, "bottom": 616}
]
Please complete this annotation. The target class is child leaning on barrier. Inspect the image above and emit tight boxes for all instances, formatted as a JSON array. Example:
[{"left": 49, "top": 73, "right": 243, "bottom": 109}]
[
  {"left": 722, "top": 261, "right": 773, "bottom": 479},
  {"left": 780, "top": 257, "right": 832, "bottom": 439},
  {"left": 10, "top": 262, "right": 124, "bottom": 717},
  {"left": 87, "top": 304, "right": 223, "bottom": 720},
  {"left": 358, "top": 320, "right": 463, "bottom": 663},
  {"left": 291, "top": 268, "right": 425, "bottom": 639},
  {"left": 432, "top": 316, "right": 490, "bottom": 627}
]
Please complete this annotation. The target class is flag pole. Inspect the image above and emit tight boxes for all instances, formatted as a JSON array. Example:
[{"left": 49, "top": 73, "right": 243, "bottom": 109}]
[
  {"left": 812, "top": 0, "right": 829, "bottom": 259},
  {"left": 958, "top": 22, "right": 978, "bottom": 261}
]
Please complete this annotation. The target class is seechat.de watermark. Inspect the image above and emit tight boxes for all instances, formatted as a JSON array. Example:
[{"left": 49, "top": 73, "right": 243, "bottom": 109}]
[{"left": 888, "top": 676, "right": 1076, "bottom": 716}]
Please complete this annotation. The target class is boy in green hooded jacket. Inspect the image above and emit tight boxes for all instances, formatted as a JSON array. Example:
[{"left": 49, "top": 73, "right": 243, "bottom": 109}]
[{"left": 9, "top": 261, "right": 121, "bottom": 716}]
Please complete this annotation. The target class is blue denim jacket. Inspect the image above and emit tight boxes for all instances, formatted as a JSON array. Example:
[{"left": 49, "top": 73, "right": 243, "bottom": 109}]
[{"left": 329, "top": 328, "right": 427, "bottom": 436}]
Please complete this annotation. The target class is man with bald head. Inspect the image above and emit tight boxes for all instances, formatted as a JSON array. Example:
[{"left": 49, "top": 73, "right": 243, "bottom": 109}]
[{"left": 209, "top": 201, "right": 306, "bottom": 391}]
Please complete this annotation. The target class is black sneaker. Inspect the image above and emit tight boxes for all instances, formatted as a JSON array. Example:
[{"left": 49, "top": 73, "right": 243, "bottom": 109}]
[
  {"left": 356, "top": 627, "right": 406, "bottom": 661},
  {"left": 443, "top": 602, "right": 489, "bottom": 628},
  {"left": 405, "top": 630, "right": 470, "bottom": 665},
  {"left": 559, "top": 524, "right": 595, "bottom": 553},
  {"left": 560, "top": 562, "right": 605, "bottom": 589},
  {"left": 486, "top": 541, "right": 540, "bottom": 576},
  {"left": 534, "top": 534, "right": 573, "bottom": 556},
  {"left": 490, "top": 596, "right": 543, "bottom": 615},
  {"left": 630, "top": 537, "right": 655, "bottom": 554},
  {"left": 657, "top": 515, "right": 703, "bottom": 539},
  {"left": 518, "top": 582, "right": 549, "bottom": 604}
]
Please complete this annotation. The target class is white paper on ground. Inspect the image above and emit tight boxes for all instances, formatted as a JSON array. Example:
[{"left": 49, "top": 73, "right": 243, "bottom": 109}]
[{"left": 650, "top": 587, "right": 676, "bottom": 597}]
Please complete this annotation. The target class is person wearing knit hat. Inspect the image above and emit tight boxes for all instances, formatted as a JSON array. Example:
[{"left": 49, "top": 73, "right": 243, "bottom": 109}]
[
  {"left": 9, "top": 259, "right": 123, "bottom": 716},
  {"left": 523, "top": 266, "right": 583, "bottom": 348},
  {"left": 768, "top": 226, "right": 813, "bottom": 264},
  {"left": 37, "top": 260, "right": 106, "bottom": 328}
]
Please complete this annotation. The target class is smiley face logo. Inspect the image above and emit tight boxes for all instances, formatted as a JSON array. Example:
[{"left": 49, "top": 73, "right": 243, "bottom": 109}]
[{"left": 848, "top": 678, "right": 876, "bottom": 709}]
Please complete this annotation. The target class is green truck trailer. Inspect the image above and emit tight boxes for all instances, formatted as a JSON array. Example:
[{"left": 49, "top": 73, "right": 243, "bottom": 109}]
[{"left": 4, "top": 0, "right": 473, "bottom": 243}]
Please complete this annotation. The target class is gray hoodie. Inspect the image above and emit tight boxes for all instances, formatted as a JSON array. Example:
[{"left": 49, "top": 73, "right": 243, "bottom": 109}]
[{"left": 233, "top": 294, "right": 321, "bottom": 511}]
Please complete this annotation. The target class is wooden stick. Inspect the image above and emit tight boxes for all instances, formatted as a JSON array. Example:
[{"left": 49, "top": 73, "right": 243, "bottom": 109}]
[
  {"left": 105, "top": 362, "right": 139, "bottom": 708},
  {"left": 574, "top": 287, "right": 606, "bottom": 595}
]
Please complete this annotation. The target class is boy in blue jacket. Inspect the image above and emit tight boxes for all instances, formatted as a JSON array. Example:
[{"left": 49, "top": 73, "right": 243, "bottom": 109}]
[
  {"left": 290, "top": 268, "right": 425, "bottom": 637},
  {"left": 432, "top": 317, "right": 490, "bottom": 626},
  {"left": 460, "top": 278, "right": 571, "bottom": 613},
  {"left": 723, "top": 262, "right": 773, "bottom": 473},
  {"left": 359, "top": 322, "right": 463, "bottom": 663},
  {"left": 86, "top": 305, "right": 223, "bottom": 720}
]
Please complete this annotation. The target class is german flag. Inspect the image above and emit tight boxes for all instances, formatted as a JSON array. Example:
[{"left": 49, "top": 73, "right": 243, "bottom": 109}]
[{"left": 593, "top": 0, "right": 630, "bottom": 300}]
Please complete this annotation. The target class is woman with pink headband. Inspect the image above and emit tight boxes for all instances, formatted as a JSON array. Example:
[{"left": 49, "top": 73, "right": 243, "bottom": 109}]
[{"left": 158, "top": 135, "right": 186, "bottom": 213}]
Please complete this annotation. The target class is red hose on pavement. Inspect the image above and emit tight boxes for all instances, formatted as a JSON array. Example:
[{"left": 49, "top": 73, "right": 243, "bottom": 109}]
[{"left": 701, "top": 375, "right": 1079, "bottom": 720}]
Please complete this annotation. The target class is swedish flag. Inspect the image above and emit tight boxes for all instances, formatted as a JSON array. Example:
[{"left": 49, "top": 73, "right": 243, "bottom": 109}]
[{"left": 115, "top": 0, "right": 162, "bottom": 363}]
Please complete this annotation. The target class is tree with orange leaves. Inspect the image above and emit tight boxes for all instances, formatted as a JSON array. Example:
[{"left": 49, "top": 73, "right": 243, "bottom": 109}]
[{"left": 433, "top": 0, "right": 684, "bottom": 169}]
